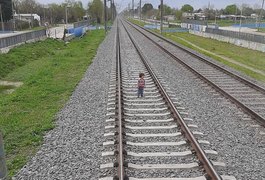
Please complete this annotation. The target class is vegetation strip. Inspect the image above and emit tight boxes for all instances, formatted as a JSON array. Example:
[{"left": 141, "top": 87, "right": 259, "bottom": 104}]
[
  {"left": 129, "top": 19, "right": 265, "bottom": 83},
  {"left": 167, "top": 34, "right": 265, "bottom": 76},
  {"left": 0, "top": 30, "right": 105, "bottom": 177}
]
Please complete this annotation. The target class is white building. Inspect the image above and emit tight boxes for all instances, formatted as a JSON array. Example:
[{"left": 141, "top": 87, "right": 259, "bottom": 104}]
[
  {"left": 14, "top": 13, "right": 41, "bottom": 26},
  {"left": 163, "top": 15, "right": 176, "bottom": 21}
]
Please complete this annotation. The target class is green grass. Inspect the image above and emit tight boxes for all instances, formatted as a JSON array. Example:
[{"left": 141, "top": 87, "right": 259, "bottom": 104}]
[
  {"left": 208, "top": 19, "right": 237, "bottom": 27},
  {"left": 164, "top": 32, "right": 265, "bottom": 82},
  {"left": 128, "top": 18, "right": 265, "bottom": 83},
  {"left": 0, "top": 39, "right": 63, "bottom": 79},
  {"left": 129, "top": 18, "right": 148, "bottom": 27},
  {"left": 0, "top": 30, "right": 105, "bottom": 178}
]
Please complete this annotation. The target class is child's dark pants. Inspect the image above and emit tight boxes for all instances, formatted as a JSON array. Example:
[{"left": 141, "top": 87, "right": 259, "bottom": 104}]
[{"left": 138, "top": 88, "right": 144, "bottom": 97}]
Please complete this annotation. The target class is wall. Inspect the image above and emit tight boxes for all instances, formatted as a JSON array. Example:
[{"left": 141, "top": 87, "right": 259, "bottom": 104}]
[
  {"left": 190, "top": 30, "right": 265, "bottom": 53},
  {"left": 73, "top": 20, "right": 90, "bottom": 28},
  {"left": 0, "top": 29, "right": 47, "bottom": 53},
  {"left": 206, "top": 28, "right": 265, "bottom": 44}
]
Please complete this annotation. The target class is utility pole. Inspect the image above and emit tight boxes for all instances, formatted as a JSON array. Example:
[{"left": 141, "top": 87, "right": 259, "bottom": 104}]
[
  {"left": 110, "top": 0, "right": 113, "bottom": 21},
  {"left": 160, "top": 0, "right": 163, "bottom": 34},
  {"left": 139, "top": 0, "right": 141, "bottom": 20},
  {"left": 132, "top": 0, "right": 134, "bottom": 18},
  {"left": 12, "top": 1, "right": 16, "bottom": 32},
  {"left": 128, "top": 3, "right": 130, "bottom": 18},
  {"left": 65, "top": 4, "right": 70, "bottom": 25},
  {"left": 214, "top": 9, "right": 217, "bottom": 24},
  {"left": 258, "top": 0, "right": 265, "bottom": 31},
  {"left": 0, "top": 4, "right": 4, "bottom": 32},
  {"left": 104, "top": 0, "right": 107, "bottom": 33},
  {"left": 239, "top": 5, "right": 243, "bottom": 32}
]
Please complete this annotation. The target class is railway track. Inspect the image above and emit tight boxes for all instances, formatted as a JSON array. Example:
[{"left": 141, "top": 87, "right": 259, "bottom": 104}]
[
  {"left": 125, "top": 19, "right": 265, "bottom": 126},
  {"left": 99, "top": 20, "right": 236, "bottom": 180}
]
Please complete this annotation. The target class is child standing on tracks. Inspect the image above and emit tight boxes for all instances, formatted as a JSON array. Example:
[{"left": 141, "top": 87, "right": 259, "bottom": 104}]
[{"left": 137, "top": 73, "right": 145, "bottom": 98}]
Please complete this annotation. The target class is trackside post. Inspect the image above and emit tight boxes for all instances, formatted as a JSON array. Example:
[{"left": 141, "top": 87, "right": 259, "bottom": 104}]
[{"left": 0, "top": 132, "right": 7, "bottom": 179}]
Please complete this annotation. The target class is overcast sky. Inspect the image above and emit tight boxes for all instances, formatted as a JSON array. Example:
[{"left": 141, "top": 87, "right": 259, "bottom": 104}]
[{"left": 36, "top": 0, "right": 264, "bottom": 11}]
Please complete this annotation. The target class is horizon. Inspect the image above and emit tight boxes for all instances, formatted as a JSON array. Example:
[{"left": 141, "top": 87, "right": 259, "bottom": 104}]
[{"left": 36, "top": 0, "right": 264, "bottom": 12}]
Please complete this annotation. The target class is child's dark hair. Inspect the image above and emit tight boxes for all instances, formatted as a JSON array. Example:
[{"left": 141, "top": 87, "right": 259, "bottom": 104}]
[{"left": 139, "top": 73, "right": 145, "bottom": 78}]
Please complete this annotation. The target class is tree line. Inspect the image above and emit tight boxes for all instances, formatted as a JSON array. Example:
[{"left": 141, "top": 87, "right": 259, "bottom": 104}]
[
  {"left": 134, "top": 3, "right": 264, "bottom": 21},
  {"left": 1, "top": 0, "right": 115, "bottom": 24}
]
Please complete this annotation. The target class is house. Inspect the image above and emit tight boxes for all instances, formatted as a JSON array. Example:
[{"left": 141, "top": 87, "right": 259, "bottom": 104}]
[
  {"left": 14, "top": 13, "right": 41, "bottom": 26},
  {"left": 251, "top": 14, "right": 259, "bottom": 19},
  {"left": 163, "top": 15, "right": 176, "bottom": 21},
  {"left": 182, "top": 12, "right": 195, "bottom": 19},
  {"left": 182, "top": 12, "right": 206, "bottom": 20}
]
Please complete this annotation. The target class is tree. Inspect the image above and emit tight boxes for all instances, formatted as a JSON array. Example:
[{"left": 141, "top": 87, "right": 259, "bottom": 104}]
[
  {"left": 16, "top": 0, "right": 38, "bottom": 14},
  {"left": 242, "top": 5, "right": 254, "bottom": 16},
  {"left": 158, "top": 4, "right": 172, "bottom": 15},
  {"left": 181, "top": 4, "right": 194, "bottom": 12},
  {"left": 0, "top": 0, "right": 12, "bottom": 21},
  {"left": 88, "top": 0, "right": 103, "bottom": 23},
  {"left": 142, "top": 3, "right": 153, "bottom": 14},
  {"left": 224, "top": 4, "right": 239, "bottom": 15},
  {"left": 69, "top": 1, "right": 85, "bottom": 22},
  {"left": 175, "top": 9, "right": 182, "bottom": 20}
]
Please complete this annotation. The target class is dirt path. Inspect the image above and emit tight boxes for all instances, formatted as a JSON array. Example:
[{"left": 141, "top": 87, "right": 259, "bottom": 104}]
[{"left": 0, "top": 80, "right": 23, "bottom": 94}]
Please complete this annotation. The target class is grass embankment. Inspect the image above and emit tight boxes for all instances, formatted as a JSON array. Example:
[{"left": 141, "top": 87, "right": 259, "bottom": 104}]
[
  {"left": 163, "top": 32, "right": 265, "bottom": 82},
  {"left": 129, "top": 18, "right": 148, "bottom": 27},
  {"left": 0, "top": 30, "right": 105, "bottom": 177},
  {"left": 128, "top": 19, "right": 265, "bottom": 83}
]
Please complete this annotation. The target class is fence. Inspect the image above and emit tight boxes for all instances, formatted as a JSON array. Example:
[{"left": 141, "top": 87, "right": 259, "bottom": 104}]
[
  {"left": 182, "top": 19, "right": 207, "bottom": 26},
  {"left": 0, "top": 29, "right": 46, "bottom": 49},
  {"left": 205, "top": 28, "right": 265, "bottom": 44},
  {"left": 73, "top": 20, "right": 90, "bottom": 28}
]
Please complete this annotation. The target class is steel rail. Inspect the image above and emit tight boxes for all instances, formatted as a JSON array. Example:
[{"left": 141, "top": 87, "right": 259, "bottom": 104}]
[
  {"left": 120, "top": 19, "right": 222, "bottom": 180},
  {"left": 127, "top": 20, "right": 265, "bottom": 95},
  {"left": 115, "top": 21, "right": 125, "bottom": 180},
  {"left": 125, "top": 20, "right": 265, "bottom": 126}
]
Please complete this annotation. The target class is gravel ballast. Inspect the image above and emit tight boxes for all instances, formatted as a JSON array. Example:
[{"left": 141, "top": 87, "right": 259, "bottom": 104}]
[
  {"left": 14, "top": 26, "right": 116, "bottom": 179},
  {"left": 126, "top": 22, "right": 265, "bottom": 179}
]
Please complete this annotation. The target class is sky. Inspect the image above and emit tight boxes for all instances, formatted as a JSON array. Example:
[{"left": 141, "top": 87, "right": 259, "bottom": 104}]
[{"left": 36, "top": 0, "right": 264, "bottom": 11}]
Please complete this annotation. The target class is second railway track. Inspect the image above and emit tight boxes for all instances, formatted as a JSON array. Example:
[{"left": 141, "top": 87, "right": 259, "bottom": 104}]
[
  {"left": 99, "top": 19, "right": 236, "bottom": 180},
  {"left": 125, "top": 20, "right": 265, "bottom": 125}
]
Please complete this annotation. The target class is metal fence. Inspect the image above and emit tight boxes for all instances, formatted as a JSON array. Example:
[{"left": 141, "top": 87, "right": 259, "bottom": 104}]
[
  {"left": 182, "top": 19, "right": 207, "bottom": 26},
  {"left": 0, "top": 29, "right": 46, "bottom": 49},
  {"left": 73, "top": 20, "right": 90, "bottom": 28},
  {"left": 205, "top": 28, "right": 265, "bottom": 44}
]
